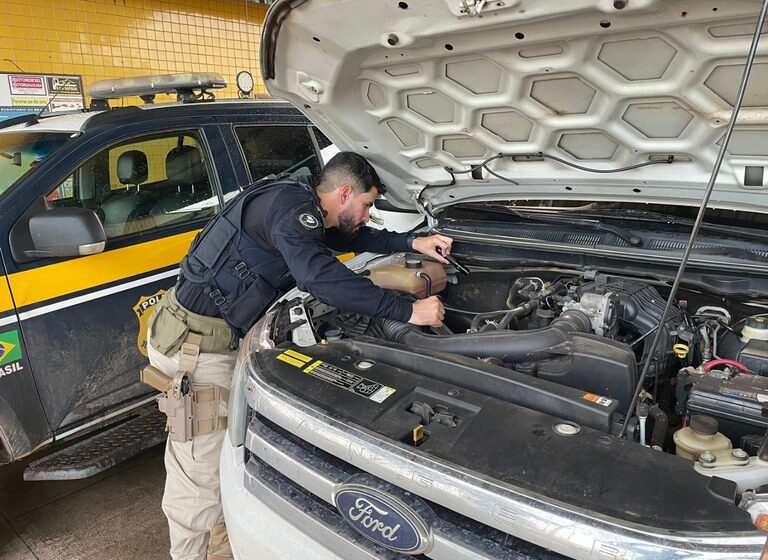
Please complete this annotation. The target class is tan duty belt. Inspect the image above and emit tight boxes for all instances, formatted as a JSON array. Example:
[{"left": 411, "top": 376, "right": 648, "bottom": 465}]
[{"left": 149, "top": 287, "right": 237, "bottom": 357}]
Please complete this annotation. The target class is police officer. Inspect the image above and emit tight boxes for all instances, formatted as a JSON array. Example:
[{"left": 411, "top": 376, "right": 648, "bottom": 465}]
[{"left": 146, "top": 152, "right": 451, "bottom": 560}]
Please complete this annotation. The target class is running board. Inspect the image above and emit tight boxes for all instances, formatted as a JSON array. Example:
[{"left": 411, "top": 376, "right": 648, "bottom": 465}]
[{"left": 23, "top": 408, "right": 166, "bottom": 481}]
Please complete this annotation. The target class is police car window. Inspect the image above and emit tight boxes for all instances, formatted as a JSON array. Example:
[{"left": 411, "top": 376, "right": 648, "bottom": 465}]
[
  {"left": 0, "top": 132, "right": 72, "bottom": 198},
  {"left": 234, "top": 126, "right": 321, "bottom": 183},
  {"left": 47, "top": 132, "right": 218, "bottom": 238},
  {"left": 311, "top": 127, "right": 332, "bottom": 150}
]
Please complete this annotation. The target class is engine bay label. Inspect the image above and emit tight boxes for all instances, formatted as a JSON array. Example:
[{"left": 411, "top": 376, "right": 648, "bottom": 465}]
[
  {"left": 582, "top": 393, "right": 613, "bottom": 407},
  {"left": 277, "top": 349, "right": 396, "bottom": 403}
]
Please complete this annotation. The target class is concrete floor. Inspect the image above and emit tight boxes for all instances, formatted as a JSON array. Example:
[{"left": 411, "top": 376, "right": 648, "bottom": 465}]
[{"left": 0, "top": 443, "right": 169, "bottom": 560}]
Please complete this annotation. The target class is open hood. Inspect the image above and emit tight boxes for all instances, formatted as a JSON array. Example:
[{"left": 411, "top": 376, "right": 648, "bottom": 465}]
[{"left": 262, "top": 0, "right": 768, "bottom": 213}]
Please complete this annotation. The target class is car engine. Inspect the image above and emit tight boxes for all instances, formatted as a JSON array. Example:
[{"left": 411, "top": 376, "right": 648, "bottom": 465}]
[{"left": 269, "top": 252, "right": 768, "bottom": 490}]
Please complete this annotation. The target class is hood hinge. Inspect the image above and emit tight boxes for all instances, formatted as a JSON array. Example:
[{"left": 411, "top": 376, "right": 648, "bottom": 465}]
[
  {"left": 460, "top": 0, "right": 486, "bottom": 16},
  {"left": 411, "top": 190, "right": 438, "bottom": 228}
]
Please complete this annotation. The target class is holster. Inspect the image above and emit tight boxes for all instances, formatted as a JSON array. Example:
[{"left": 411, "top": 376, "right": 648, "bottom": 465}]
[
  {"left": 140, "top": 333, "right": 229, "bottom": 443},
  {"left": 158, "top": 370, "right": 194, "bottom": 443},
  {"left": 144, "top": 368, "right": 230, "bottom": 443}
]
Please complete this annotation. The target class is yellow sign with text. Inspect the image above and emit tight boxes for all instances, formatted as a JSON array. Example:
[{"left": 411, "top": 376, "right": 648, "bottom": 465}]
[{"left": 11, "top": 96, "right": 48, "bottom": 107}]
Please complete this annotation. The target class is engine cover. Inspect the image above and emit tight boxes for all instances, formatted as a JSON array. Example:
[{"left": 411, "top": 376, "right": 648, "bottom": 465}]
[{"left": 533, "top": 334, "right": 637, "bottom": 414}]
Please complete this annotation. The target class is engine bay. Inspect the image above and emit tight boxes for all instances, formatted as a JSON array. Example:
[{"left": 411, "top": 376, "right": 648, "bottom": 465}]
[{"left": 268, "top": 252, "right": 768, "bottom": 503}]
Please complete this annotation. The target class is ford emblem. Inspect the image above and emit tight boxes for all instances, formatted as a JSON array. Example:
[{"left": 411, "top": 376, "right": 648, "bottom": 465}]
[{"left": 334, "top": 485, "right": 431, "bottom": 554}]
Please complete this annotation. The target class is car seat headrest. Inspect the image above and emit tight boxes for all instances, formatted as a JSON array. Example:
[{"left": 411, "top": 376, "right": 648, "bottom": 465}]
[
  {"left": 117, "top": 150, "right": 148, "bottom": 185},
  {"left": 166, "top": 145, "right": 205, "bottom": 183}
]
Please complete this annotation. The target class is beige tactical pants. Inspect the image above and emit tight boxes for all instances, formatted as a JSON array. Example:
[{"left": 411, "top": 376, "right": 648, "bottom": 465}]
[{"left": 147, "top": 337, "right": 237, "bottom": 560}]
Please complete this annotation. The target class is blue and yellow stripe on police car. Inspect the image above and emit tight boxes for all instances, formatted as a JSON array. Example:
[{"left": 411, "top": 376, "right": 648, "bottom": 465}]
[
  {"left": 0, "top": 230, "right": 356, "bottom": 320},
  {"left": 1, "top": 230, "right": 198, "bottom": 316},
  {"left": 0, "top": 275, "right": 14, "bottom": 318},
  {"left": 0, "top": 274, "right": 17, "bottom": 327}
]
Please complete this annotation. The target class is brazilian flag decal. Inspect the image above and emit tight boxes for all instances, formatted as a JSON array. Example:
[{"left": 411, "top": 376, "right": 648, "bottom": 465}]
[{"left": 0, "top": 330, "right": 22, "bottom": 366}]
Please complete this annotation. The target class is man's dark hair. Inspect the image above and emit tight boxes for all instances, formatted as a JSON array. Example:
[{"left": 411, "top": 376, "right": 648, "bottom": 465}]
[{"left": 316, "top": 152, "right": 386, "bottom": 195}]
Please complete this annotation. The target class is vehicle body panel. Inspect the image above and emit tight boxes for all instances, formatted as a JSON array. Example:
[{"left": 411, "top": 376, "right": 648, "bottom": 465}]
[
  {"left": 0, "top": 101, "right": 325, "bottom": 461},
  {"left": 261, "top": 0, "right": 768, "bottom": 214},
  {"left": 220, "top": 1, "right": 768, "bottom": 558},
  {"left": 0, "top": 248, "right": 48, "bottom": 462}
]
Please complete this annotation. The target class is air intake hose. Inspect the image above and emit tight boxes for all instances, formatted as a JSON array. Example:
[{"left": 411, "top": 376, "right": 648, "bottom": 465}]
[{"left": 374, "top": 309, "right": 591, "bottom": 363}]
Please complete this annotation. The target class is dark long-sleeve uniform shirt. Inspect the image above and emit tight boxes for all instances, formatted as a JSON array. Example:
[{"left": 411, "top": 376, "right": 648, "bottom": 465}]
[{"left": 175, "top": 180, "right": 414, "bottom": 324}]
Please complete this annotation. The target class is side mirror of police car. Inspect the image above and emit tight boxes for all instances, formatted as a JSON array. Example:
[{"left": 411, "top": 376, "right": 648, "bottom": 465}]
[{"left": 26, "top": 207, "right": 106, "bottom": 259}]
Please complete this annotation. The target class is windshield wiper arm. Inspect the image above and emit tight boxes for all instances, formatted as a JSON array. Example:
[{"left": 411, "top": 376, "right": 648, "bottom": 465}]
[{"left": 573, "top": 208, "right": 768, "bottom": 244}]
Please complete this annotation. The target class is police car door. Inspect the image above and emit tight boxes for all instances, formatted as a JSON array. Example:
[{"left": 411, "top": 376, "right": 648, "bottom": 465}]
[
  {"left": 0, "top": 249, "right": 49, "bottom": 463},
  {"left": 5, "top": 126, "right": 227, "bottom": 434}
]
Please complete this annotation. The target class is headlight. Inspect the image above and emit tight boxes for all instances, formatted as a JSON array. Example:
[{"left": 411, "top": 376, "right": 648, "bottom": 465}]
[{"left": 227, "top": 309, "right": 277, "bottom": 447}]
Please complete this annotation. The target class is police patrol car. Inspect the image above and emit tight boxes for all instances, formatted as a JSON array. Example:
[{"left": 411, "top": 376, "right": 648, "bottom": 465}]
[{"left": 0, "top": 72, "right": 334, "bottom": 479}]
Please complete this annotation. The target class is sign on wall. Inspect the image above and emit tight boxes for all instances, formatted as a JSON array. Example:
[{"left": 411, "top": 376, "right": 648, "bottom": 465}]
[{"left": 0, "top": 73, "right": 85, "bottom": 122}]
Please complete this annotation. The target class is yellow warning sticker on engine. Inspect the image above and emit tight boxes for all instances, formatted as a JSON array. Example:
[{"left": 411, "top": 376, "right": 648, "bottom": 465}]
[
  {"left": 276, "top": 350, "right": 396, "bottom": 403},
  {"left": 276, "top": 348, "right": 314, "bottom": 368},
  {"left": 276, "top": 353, "right": 306, "bottom": 368},
  {"left": 284, "top": 349, "right": 312, "bottom": 362}
]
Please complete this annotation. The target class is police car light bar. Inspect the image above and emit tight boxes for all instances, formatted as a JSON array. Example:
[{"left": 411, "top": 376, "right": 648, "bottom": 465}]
[{"left": 87, "top": 73, "right": 227, "bottom": 102}]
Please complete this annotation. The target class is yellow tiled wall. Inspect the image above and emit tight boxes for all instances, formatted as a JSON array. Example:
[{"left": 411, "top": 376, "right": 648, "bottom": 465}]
[{"left": 0, "top": 0, "right": 269, "bottom": 105}]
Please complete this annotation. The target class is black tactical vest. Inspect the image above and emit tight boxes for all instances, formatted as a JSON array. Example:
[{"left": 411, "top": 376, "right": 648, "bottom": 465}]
[{"left": 179, "top": 175, "right": 313, "bottom": 337}]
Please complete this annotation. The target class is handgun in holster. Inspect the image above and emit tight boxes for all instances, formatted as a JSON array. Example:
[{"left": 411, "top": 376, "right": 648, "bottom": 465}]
[
  {"left": 140, "top": 365, "right": 174, "bottom": 392},
  {"left": 158, "top": 370, "right": 194, "bottom": 442},
  {"left": 140, "top": 365, "right": 227, "bottom": 443}
]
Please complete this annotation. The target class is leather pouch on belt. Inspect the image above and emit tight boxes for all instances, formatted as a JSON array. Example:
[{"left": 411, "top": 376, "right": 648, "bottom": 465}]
[{"left": 149, "top": 306, "right": 190, "bottom": 357}]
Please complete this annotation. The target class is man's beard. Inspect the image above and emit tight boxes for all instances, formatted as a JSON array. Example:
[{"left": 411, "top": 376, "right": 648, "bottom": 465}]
[{"left": 337, "top": 207, "right": 364, "bottom": 237}]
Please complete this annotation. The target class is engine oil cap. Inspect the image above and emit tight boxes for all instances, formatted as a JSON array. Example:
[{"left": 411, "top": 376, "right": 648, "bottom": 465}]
[
  {"left": 356, "top": 360, "right": 375, "bottom": 370},
  {"left": 325, "top": 329, "right": 343, "bottom": 341}
]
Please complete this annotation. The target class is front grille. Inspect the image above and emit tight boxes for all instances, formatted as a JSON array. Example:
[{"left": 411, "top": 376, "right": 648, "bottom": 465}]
[
  {"left": 245, "top": 411, "right": 565, "bottom": 560},
  {"left": 246, "top": 456, "right": 421, "bottom": 560}
]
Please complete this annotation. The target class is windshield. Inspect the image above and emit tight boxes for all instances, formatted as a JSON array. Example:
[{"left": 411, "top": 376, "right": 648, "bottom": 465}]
[{"left": 0, "top": 132, "right": 73, "bottom": 197}]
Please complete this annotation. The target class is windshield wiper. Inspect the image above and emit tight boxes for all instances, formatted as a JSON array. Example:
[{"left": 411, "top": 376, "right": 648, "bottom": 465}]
[
  {"left": 472, "top": 205, "right": 644, "bottom": 247},
  {"left": 565, "top": 208, "right": 768, "bottom": 244},
  {"left": 691, "top": 246, "right": 766, "bottom": 262}
]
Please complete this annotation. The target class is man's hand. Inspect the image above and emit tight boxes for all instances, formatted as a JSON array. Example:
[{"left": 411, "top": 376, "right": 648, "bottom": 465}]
[
  {"left": 408, "top": 296, "right": 445, "bottom": 327},
  {"left": 412, "top": 234, "right": 453, "bottom": 265}
]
